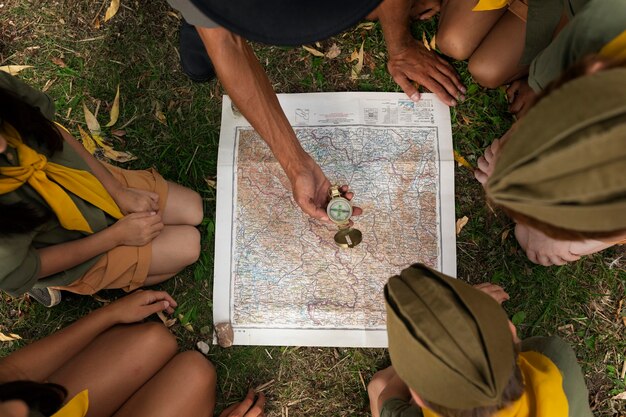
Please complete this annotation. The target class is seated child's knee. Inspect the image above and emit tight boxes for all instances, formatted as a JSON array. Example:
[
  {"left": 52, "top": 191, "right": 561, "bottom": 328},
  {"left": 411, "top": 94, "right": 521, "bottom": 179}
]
[
  {"left": 174, "top": 351, "right": 217, "bottom": 390},
  {"left": 182, "top": 227, "right": 201, "bottom": 265},
  {"left": 468, "top": 58, "right": 507, "bottom": 89},
  {"left": 189, "top": 191, "right": 204, "bottom": 226},
  {"left": 367, "top": 369, "right": 389, "bottom": 398},
  {"left": 137, "top": 322, "right": 178, "bottom": 354},
  {"left": 437, "top": 30, "right": 475, "bottom": 61}
]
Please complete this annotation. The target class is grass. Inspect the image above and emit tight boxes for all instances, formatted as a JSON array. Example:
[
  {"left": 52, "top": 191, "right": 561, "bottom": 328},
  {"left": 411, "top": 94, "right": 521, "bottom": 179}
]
[{"left": 1, "top": 1, "right": 626, "bottom": 416}]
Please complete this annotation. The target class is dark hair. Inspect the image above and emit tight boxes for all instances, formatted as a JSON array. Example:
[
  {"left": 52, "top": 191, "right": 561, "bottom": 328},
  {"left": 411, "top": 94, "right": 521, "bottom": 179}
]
[
  {"left": 421, "top": 363, "right": 525, "bottom": 417},
  {"left": 0, "top": 380, "right": 67, "bottom": 417},
  {"left": 0, "top": 85, "right": 62, "bottom": 235}
]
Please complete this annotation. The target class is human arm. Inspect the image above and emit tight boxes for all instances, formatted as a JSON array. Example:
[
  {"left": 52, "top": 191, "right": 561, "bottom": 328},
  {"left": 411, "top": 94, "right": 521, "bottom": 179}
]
[
  {"left": 0, "top": 290, "right": 176, "bottom": 382},
  {"left": 58, "top": 127, "right": 159, "bottom": 214},
  {"left": 376, "top": 0, "right": 465, "bottom": 106},
  {"left": 196, "top": 26, "right": 331, "bottom": 221},
  {"left": 36, "top": 211, "right": 163, "bottom": 278}
]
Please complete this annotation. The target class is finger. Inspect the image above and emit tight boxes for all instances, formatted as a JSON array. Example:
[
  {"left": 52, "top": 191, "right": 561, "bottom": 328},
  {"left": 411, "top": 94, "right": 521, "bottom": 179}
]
[
  {"left": 149, "top": 290, "right": 178, "bottom": 308},
  {"left": 474, "top": 169, "right": 488, "bottom": 185},
  {"left": 419, "top": 8, "right": 438, "bottom": 19},
  {"left": 561, "top": 251, "right": 581, "bottom": 262},
  {"left": 536, "top": 254, "right": 552, "bottom": 267},
  {"left": 392, "top": 73, "right": 420, "bottom": 102},
  {"left": 434, "top": 60, "right": 466, "bottom": 95},
  {"left": 140, "top": 300, "right": 171, "bottom": 318},
  {"left": 235, "top": 390, "right": 256, "bottom": 414},
  {"left": 344, "top": 192, "right": 354, "bottom": 200},
  {"left": 245, "top": 392, "right": 266, "bottom": 417},
  {"left": 420, "top": 76, "right": 456, "bottom": 107},
  {"left": 128, "top": 211, "right": 157, "bottom": 219},
  {"left": 352, "top": 206, "right": 363, "bottom": 217},
  {"left": 476, "top": 155, "right": 490, "bottom": 174},
  {"left": 550, "top": 256, "right": 568, "bottom": 266},
  {"left": 509, "top": 96, "right": 524, "bottom": 114},
  {"left": 484, "top": 146, "right": 494, "bottom": 163},
  {"left": 526, "top": 249, "right": 539, "bottom": 265},
  {"left": 430, "top": 69, "right": 463, "bottom": 104},
  {"left": 219, "top": 404, "right": 240, "bottom": 417}
]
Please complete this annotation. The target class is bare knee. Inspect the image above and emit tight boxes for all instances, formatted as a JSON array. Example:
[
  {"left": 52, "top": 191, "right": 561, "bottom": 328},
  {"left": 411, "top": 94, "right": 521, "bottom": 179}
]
[
  {"left": 367, "top": 369, "right": 392, "bottom": 401},
  {"left": 187, "top": 191, "right": 204, "bottom": 226},
  {"left": 437, "top": 28, "right": 475, "bottom": 61},
  {"left": 171, "top": 351, "right": 217, "bottom": 393},
  {"left": 179, "top": 226, "right": 201, "bottom": 267},
  {"left": 468, "top": 57, "right": 507, "bottom": 88},
  {"left": 133, "top": 322, "right": 179, "bottom": 358}
]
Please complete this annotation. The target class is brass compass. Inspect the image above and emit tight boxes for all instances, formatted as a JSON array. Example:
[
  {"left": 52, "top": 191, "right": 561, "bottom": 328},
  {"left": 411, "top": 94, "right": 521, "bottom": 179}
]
[{"left": 327, "top": 186, "right": 362, "bottom": 248}]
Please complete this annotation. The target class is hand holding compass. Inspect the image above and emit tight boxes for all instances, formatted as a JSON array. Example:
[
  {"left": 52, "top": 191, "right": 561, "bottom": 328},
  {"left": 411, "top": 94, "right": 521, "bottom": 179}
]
[{"left": 327, "top": 185, "right": 363, "bottom": 248}]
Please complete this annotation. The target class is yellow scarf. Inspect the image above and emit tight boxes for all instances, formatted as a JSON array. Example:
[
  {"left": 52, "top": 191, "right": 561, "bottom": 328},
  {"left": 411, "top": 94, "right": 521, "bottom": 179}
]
[
  {"left": 423, "top": 351, "right": 569, "bottom": 417},
  {"left": 473, "top": 0, "right": 508, "bottom": 12},
  {"left": 600, "top": 29, "right": 626, "bottom": 61},
  {"left": 0, "top": 123, "right": 122, "bottom": 233},
  {"left": 51, "top": 389, "right": 89, "bottom": 417}
]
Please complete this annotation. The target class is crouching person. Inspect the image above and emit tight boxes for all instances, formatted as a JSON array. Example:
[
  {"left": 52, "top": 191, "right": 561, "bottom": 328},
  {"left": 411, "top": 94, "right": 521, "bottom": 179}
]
[{"left": 368, "top": 264, "right": 592, "bottom": 417}]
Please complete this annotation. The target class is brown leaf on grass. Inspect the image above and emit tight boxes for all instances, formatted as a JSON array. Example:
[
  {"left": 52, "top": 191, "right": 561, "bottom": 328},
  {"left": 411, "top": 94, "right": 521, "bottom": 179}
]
[
  {"left": 347, "top": 49, "right": 360, "bottom": 63},
  {"left": 111, "top": 129, "right": 126, "bottom": 137},
  {"left": 325, "top": 43, "right": 341, "bottom": 59},
  {"left": 302, "top": 45, "right": 325, "bottom": 57},
  {"left": 77, "top": 126, "right": 97, "bottom": 154},
  {"left": 356, "top": 22, "right": 376, "bottom": 30},
  {"left": 421, "top": 32, "right": 431, "bottom": 51},
  {"left": 350, "top": 41, "right": 365, "bottom": 80},
  {"left": 105, "top": 85, "right": 120, "bottom": 127},
  {"left": 104, "top": 0, "right": 120, "bottom": 22},
  {"left": 51, "top": 57, "right": 66, "bottom": 68},
  {"left": 154, "top": 102, "right": 167, "bottom": 126},
  {"left": 453, "top": 150, "right": 473, "bottom": 169},
  {"left": 0, "top": 65, "right": 33, "bottom": 75},
  {"left": 461, "top": 114, "right": 472, "bottom": 125},
  {"left": 156, "top": 311, "right": 177, "bottom": 328},
  {"left": 501, "top": 228, "right": 510, "bottom": 244},
  {"left": 93, "top": 16, "right": 101, "bottom": 29},
  {"left": 83, "top": 103, "right": 101, "bottom": 136},
  {"left": 91, "top": 133, "right": 137, "bottom": 163},
  {"left": 455, "top": 216, "right": 469, "bottom": 236},
  {"left": 0, "top": 332, "right": 22, "bottom": 342}
]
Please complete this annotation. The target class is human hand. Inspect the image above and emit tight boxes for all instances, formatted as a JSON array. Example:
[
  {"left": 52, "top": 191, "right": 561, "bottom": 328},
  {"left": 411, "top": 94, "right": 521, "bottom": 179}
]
[
  {"left": 102, "top": 290, "right": 177, "bottom": 324},
  {"left": 113, "top": 187, "right": 160, "bottom": 215},
  {"left": 410, "top": 0, "right": 441, "bottom": 20},
  {"left": 387, "top": 38, "right": 465, "bottom": 107},
  {"left": 474, "top": 283, "right": 510, "bottom": 305},
  {"left": 219, "top": 390, "right": 266, "bottom": 417},
  {"left": 506, "top": 79, "right": 537, "bottom": 118},
  {"left": 289, "top": 157, "right": 363, "bottom": 222},
  {"left": 111, "top": 212, "right": 164, "bottom": 246}
]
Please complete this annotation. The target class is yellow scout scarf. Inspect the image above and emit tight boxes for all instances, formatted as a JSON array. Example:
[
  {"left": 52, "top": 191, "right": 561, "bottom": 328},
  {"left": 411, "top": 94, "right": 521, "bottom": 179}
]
[
  {"left": 0, "top": 123, "right": 122, "bottom": 233},
  {"left": 51, "top": 390, "right": 89, "bottom": 417},
  {"left": 422, "top": 351, "right": 568, "bottom": 417}
]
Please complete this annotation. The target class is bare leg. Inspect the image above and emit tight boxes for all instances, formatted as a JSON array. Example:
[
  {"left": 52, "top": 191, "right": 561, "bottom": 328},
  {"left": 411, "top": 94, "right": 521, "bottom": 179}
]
[
  {"left": 367, "top": 366, "right": 398, "bottom": 417},
  {"left": 438, "top": 0, "right": 506, "bottom": 60},
  {"left": 113, "top": 351, "right": 217, "bottom": 417},
  {"left": 161, "top": 181, "right": 203, "bottom": 226},
  {"left": 143, "top": 225, "right": 201, "bottom": 286},
  {"left": 47, "top": 323, "right": 178, "bottom": 417},
  {"left": 468, "top": 11, "right": 528, "bottom": 88}
]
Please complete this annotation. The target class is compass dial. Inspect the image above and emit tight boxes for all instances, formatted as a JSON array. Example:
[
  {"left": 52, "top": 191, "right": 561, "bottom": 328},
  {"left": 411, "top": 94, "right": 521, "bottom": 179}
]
[{"left": 327, "top": 197, "right": 352, "bottom": 223}]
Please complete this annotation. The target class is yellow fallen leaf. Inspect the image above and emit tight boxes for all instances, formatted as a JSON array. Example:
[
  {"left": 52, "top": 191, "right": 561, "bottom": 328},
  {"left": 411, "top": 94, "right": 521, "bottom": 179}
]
[
  {"left": 430, "top": 34, "right": 437, "bottom": 51},
  {"left": 350, "top": 41, "right": 365, "bottom": 81},
  {"left": 92, "top": 133, "right": 137, "bottom": 163},
  {"left": 82, "top": 103, "right": 101, "bottom": 136},
  {"left": 325, "top": 43, "right": 341, "bottom": 59},
  {"left": 205, "top": 177, "right": 217, "bottom": 189},
  {"left": 0, "top": 332, "right": 22, "bottom": 342},
  {"left": 183, "top": 322, "right": 194, "bottom": 332},
  {"left": 422, "top": 32, "right": 431, "bottom": 51},
  {"left": 105, "top": 85, "right": 120, "bottom": 127},
  {"left": 51, "top": 57, "right": 66, "bottom": 68},
  {"left": 93, "top": 16, "right": 101, "bottom": 29},
  {"left": 157, "top": 311, "right": 177, "bottom": 328},
  {"left": 0, "top": 65, "right": 33, "bottom": 75},
  {"left": 455, "top": 216, "right": 469, "bottom": 236},
  {"left": 154, "top": 102, "right": 167, "bottom": 126},
  {"left": 501, "top": 228, "right": 510, "bottom": 244},
  {"left": 104, "top": 0, "right": 120, "bottom": 22},
  {"left": 356, "top": 22, "right": 376, "bottom": 30},
  {"left": 77, "top": 126, "right": 97, "bottom": 154},
  {"left": 453, "top": 150, "right": 473, "bottom": 169},
  {"left": 302, "top": 45, "right": 325, "bottom": 57}
]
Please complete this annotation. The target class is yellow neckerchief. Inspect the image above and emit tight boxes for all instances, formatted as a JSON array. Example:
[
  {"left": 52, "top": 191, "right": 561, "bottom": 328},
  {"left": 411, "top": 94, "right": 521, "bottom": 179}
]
[
  {"left": 473, "top": 0, "right": 508, "bottom": 12},
  {"left": 51, "top": 389, "right": 89, "bottom": 417},
  {"left": 422, "top": 351, "right": 569, "bottom": 417},
  {"left": 600, "top": 29, "right": 626, "bottom": 61},
  {"left": 0, "top": 122, "right": 122, "bottom": 233}
]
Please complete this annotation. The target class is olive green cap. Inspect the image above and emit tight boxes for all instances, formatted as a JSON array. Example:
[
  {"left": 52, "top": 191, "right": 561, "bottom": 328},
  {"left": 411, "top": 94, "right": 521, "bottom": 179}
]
[
  {"left": 385, "top": 264, "right": 515, "bottom": 409},
  {"left": 487, "top": 68, "right": 626, "bottom": 232}
]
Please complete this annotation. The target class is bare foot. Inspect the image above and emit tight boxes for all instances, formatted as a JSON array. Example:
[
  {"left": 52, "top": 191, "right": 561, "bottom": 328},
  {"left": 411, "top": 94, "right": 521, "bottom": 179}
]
[
  {"left": 474, "top": 125, "right": 518, "bottom": 187},
  {"left": 506, "top": 78, "right": 537, "bottom": 119},
  {"left": 473, "top": 283, "right": 510, "bottom": 304},
  {"left": 514, "top": 223, "right": 618, "bottom": 266}
]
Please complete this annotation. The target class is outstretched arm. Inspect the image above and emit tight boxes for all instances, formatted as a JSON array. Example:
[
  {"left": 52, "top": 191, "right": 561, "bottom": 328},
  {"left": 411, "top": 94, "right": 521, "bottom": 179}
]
[
  {"left": 0, "top": 291, "right": 176, "bottom": 382},
  {"left": 375, "top": 0, "right": 465, "bottom": 106},
  {"left": 197, "top": 26, "right": 331, "bottom": 221}
]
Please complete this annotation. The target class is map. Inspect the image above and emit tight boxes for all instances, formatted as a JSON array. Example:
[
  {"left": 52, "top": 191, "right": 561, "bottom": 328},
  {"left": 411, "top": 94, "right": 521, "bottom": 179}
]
[{"left": 214, "top": 93, "right": 455, "bottom": 347}]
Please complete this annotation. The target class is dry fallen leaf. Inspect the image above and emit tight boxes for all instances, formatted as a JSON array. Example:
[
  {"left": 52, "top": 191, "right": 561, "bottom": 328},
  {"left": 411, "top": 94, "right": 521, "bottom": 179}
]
[
  {"left": 183, "top": 322, "right": 194, "bottom": 332},
  {"left": 501, "top": 228, "right": 510, "bottom": 244},
  {"left": 83, "top": 103, "right": 101, "bottom": 136},
  {"left": 90, "top": 133, "right": 137, "bottom": 163},
  {"left": 104, "top": 0, "right": 120, "bottom": 22},
  {"left": 51, "top": 57, "right": 66, "bottom": 68},
  {"left": 156, "top": 311, "right": 177, "bottom": 328},
  {"left": 430, "top": 34, "right": 437, "bottom": 51},
  {"left": 455, "top": 216, "right": 469, "bottom": 236},
  {"left": 461, "top": 114, "right": 472, "bottom": 125},
  {"left": 350, "top": 41, "right": 365, "bottom": 80},
  {"left": 154, "top": 102, "right": 167, "bottom": 126},
  {"left": 77, "top": 126, "right": 97, "bottom": 154},
  {"left": 356, "top": 22, "right": 376, "bottom": 30},
  {"left": 204, "top": 177, "right": 217, "bottom": 189},
  {"left": 91, "top": 294, "right": 110, "bottom": 304},
  {"left": 0, "top": 332, "right": 22, "bottom": 342},
  {"left": 453, "top": 150, "right": 473, "bottom": 169},
  {"left": 105, "top": 85, "right": 120, "bottom": 127},
  {"left": 325, "top": 43, "right": 341, "bottom": 59},
  {"left": 422, "top": 32, "right": 431, "bottom": 51},
  {"left": 0, "top": 65, "right": 33, "bottom": 75},
  {"left": 93, "top": 16, "right": 101, "bottom": 29},
  {"left": 302, "top": 45, "right": 325, "bottom": 57}
]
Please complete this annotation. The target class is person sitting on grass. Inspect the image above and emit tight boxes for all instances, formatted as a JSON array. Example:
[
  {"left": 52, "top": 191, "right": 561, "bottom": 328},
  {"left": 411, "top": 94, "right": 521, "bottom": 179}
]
[
  {"left": 368, "top": 263, "right": 593, "bottom": 417},
  {"left": 0, "top": 290, "right": 266, "bottom": 417},
  {"left": 436, "top": 0, "right": 626, "bottom": 117},
  {"left": 0, "top": 72, "right": 203, "bottom": 307},
  {"left": 474, "top": 58, "right": 626, "bottom": 266}
]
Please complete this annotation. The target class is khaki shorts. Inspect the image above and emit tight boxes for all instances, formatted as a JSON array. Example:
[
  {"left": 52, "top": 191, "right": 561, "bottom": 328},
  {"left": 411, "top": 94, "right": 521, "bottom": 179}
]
[{"left": 54, "top": 164, "right": 168, "bottom": 295}]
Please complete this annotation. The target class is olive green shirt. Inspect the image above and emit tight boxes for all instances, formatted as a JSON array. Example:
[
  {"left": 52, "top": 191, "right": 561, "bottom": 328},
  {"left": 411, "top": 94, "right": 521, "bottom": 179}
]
[
  {"left": 380, "top": 336, "right": 592, "bottom": 417},
  {"left": 528, "top": 0, "right": 626, "bottom": 91},
  {"left": 0, "top": 73, "right": 114, "bottom": 296}
]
